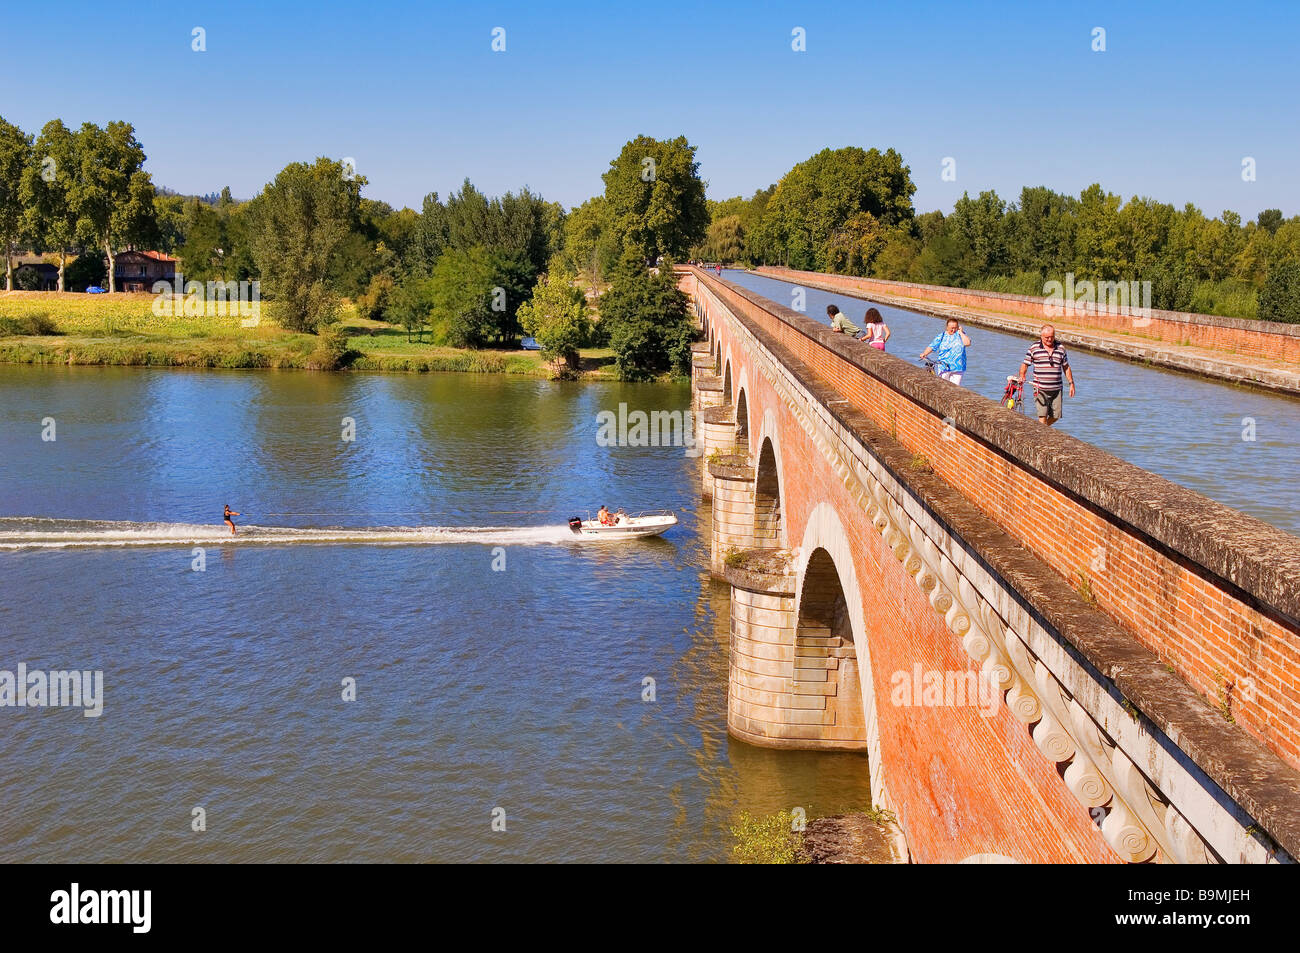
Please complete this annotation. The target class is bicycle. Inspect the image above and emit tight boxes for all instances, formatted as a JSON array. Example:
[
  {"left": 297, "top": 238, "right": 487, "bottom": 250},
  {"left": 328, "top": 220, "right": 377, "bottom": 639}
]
[{"left": 1000, "top": 375, "right": 1040, "bottom": 415}]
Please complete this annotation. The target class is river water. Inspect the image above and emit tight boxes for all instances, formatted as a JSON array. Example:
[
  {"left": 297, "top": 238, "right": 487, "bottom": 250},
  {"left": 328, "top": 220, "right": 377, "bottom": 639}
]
[
  {"left": 723, "top": 270, "right": 1300, "bottom": 537},
  {"left": 0, "top": 366, "right": 870, "bottom": 863}
]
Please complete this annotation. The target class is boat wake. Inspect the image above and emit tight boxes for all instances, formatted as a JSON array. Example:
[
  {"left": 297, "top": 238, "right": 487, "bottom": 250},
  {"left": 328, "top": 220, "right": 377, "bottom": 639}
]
[{"left": 0, "top": 518, "right": 577, "bottom": 550}]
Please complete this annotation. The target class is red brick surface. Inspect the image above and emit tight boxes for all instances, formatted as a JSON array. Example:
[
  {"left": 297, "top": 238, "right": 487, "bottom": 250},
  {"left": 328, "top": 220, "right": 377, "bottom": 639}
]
[
  {"left": 683, "top": 266, "right": 1300, "bottom": 861},
  {"left": 688, "top": 274, "right": 1120, "bottom": 861}
]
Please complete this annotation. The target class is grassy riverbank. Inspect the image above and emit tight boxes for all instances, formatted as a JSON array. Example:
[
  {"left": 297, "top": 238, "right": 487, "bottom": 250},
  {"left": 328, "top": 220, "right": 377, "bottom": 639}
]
[{"left": 0, "top": 292, "right": 621, "bottom": 378}]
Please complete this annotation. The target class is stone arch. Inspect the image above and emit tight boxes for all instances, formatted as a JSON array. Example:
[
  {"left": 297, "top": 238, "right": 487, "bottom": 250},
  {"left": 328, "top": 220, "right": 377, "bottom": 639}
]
[
  {"left": 734, "top": 388, "right": 751, "bottom": 459},
  {"left": 722, "top": 359, "right": 733, "bottom": 406},
  {"left": 793, "top": 547, "right": 868, "bottom": 749},
  {"left": 754, "top": 438, "right": 782, "bottom": 545},
  {"left": 754, "top": 407, "right": 788, "bottom": 548},
  {"left": 794, "top": 504, "right": 887, "bottom": 803}
]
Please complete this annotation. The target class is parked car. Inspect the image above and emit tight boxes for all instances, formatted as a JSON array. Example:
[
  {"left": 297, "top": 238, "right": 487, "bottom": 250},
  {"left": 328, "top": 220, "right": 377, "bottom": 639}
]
[
  {"left": 521, "top": 337, "right": 542, "bottom": 351},
  {"left": 85, "top": 286, "right": 107, "bottom": 294}
]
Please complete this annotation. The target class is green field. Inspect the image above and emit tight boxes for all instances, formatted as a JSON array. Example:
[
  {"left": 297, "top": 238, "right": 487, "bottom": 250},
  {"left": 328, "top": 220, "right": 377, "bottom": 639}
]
[{"left": 0, "top": 292, "right": 619, "bottom": 378}]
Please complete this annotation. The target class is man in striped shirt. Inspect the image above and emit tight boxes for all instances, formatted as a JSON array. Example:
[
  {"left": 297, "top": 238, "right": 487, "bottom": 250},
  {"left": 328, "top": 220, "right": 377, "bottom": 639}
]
[{"left": 1017, "top": 325, "right": 1076, "bottom": 427}]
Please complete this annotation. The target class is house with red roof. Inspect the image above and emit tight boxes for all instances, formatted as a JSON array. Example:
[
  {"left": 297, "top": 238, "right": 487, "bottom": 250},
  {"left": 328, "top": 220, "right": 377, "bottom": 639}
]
[{"left": 113, "top": 250, "right": 179, "bottom": 292}]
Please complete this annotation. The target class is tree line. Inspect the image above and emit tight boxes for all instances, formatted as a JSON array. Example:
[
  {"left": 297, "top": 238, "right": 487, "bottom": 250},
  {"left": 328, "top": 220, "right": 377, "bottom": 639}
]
[
  {"left": 0, "top": 115, "right": 707, "bottom": 378},
  {"left": 690, "top": 147, "right": 1300, "bottom": 323}
]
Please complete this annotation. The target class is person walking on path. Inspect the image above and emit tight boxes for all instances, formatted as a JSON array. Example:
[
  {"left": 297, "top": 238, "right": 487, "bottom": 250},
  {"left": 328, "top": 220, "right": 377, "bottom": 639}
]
[
  {"left": 826, "top": 305, "right": 868, "bottom": 341},
  {"left": 919, "top": 318, "right": 971, "bottom": 384},
  {"left": 1018, "top": 324, "right": 1076, "bottom": 426}
]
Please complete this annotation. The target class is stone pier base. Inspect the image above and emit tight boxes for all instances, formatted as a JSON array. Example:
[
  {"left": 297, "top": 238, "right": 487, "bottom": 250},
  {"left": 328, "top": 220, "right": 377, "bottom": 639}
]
[{"left": 708, "top": 455, "right": 756, "bottom": 577}]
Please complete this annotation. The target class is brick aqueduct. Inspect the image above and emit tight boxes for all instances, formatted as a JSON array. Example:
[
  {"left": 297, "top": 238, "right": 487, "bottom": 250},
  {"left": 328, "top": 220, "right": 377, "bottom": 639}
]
[{"left": 679, "top": 265, "right": 1300, "bottom": 864}]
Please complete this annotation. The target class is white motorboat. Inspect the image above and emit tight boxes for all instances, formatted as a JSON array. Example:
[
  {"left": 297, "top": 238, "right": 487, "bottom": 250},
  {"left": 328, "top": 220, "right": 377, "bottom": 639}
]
[{"left": 567, "top": 509, "right": 677, "bottom": 540}]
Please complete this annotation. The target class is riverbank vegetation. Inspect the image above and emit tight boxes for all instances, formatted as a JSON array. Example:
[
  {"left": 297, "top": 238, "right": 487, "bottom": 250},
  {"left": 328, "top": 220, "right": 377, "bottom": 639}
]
[
  {"left": 729, "top": 810, "right": 805, "bottom": 864},
  {"left": 0, "top": 292, "right": 619, "bottom": 377},
  {"left": 1, "top": 113, "right": 708, "bottom": 379},
  {"left": 693, "top": 146, "right": 1300, "bottom": 323}
]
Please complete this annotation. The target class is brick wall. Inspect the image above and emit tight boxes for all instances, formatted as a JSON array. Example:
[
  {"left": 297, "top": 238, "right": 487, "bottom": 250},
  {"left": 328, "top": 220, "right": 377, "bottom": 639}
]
[
  {"left": 704, "top": 290, "right": 1120, "bottom": 860},
  {"left": 759, "top": 266, "right": 1300, "bottom": 364},
  {"left": 688, "top": 267, "right": 1300, "bottom": 772}
]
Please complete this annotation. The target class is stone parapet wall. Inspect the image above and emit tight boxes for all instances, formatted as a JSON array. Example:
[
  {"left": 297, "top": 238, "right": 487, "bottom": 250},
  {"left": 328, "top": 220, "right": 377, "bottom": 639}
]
[{"left": 758, "top": 265, "right": 1300, "bottom": 365}]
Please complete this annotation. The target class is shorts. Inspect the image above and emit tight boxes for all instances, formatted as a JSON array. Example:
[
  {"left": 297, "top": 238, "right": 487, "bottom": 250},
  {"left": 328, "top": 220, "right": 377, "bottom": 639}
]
[
  {"left": 938, "top": 370, "right": 963, "bottom": 386},
  {"left": 870, "top": 340, "right": 885, "bottom": 350},
  {"left": 1036, "top": 389, "right": 1063, "bottom": 419}
]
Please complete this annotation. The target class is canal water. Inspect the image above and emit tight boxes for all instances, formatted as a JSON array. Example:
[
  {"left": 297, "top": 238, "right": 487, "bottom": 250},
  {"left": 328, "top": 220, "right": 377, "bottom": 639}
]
[
  {"left": 723, "top": 270, "right": 1300, "bottom": 537},
  {"left": 0, "top": 366, "right": 871, "bottom": 863}
]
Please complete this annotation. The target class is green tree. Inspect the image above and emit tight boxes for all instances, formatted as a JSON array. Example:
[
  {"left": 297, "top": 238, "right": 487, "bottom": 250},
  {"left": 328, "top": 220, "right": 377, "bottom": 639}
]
[
  {"left": 69, "top": 121, "right": 157, "bottom": 293},
  {"left": 602, "top": 135, "right": 708, "bottom": 263},
  {"left": 1259, "top": 259, "right": 1300, "bottom": 324},
  {"left": 825, "top": 211, "right": 886, "bottom": 276},
  {"left": 947, "top": 191, "right": 1010, "bottom": 277},
  {"left": 1257, "top": 208, "right": 1283, "bottom": 235},
  {"left": 517, "top": 267, "right": 590, "bottom": 375},
  {"left": 428, "top": 246, "right": 498, "bottom": 348},
  {"left": 176, "top": 197, "right": 227, "bottom": 282},
  {"left": 387, "top": 275, "right": 436, "bottom": 341},
  {"left": 1116, "top": 195, "right": 1174, "bottom": 277},
  {"left": 1005, "top": 186, "right": 1076, "bottom": 277},
  {"left": 152, "top": 193, "right": 187, "bottom": 254},
  {"left": 407, "top": 191, "right": 447, "bottom": 276},
  {"left": 700, "top": 214, "right": 746, "bottom": 263},
  {"left": 916, "top": 225, "right": 977, "bottom": 287},
  {"left": 326, "top": 197, "right": 404, "bottom": 298},
  {"left": 1072, "top": 184, "right": 1124, "bottom": 279},
  {"left": 64, "top": 250, "right": 106, "bottom": 291},
  {"left": 748, "top": 147, "right": 915, "bottom": 270},
  {"left": 872, "top": 229, "right": 922, "bottom": 281},
  {"left": 220, "top": 202, "right": 257, "bottom": 281},
  {"left": 598, "top": 252, "right": 693, "bottom": 380},
  {"left": 563, "top": 195, "right": 616, "bottom": 288},
  {"left": 356, "top": 272, "right": 396, "bottom": 321},
  {"left": 246, "top": 157, "right": 365, "bottom": 332},
  {"left": 0, "top": 116, "right": 32, "bottom": 291}
]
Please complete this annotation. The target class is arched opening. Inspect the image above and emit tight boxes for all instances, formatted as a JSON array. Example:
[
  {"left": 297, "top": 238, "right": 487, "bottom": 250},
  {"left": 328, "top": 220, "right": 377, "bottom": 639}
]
[
  {"left": 722, "top": 361, "right": 733, "bottom": 406},
  {"left": 754, "top": 438, "right": 782, "bottom": 544},
  {"left": 712, "top": 337, "right": 721, "bottom": 374},
  {"left": 795, "top": 548, "right": 867, "bottom": 743},
  {"left": 734, "top": 389, "right": 750, "bottom": 459}
]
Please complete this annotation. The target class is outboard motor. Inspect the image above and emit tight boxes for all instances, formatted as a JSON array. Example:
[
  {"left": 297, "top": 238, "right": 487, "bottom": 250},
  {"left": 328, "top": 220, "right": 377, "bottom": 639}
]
[{"left": 568, "top": 516, "right": 584, "bottom": 535}]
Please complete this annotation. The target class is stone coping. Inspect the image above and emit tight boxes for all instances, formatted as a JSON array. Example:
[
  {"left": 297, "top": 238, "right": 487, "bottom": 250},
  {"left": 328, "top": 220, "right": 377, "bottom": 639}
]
[
  {"left": 691, "top": 341, "right": 711, "bottom": 353},
  {"left": 701, "top": 405, "right": 735, "bottom": 425},
  {"left": 757, "top": 265, "right": 1300, "bottom": 339},
  {"left": 684, "top": 266, "right": 1300, "bottom": 858},
  {"left": 707, "top": 458, "right": 754, "bottom": 481},
  {"left": 722, "top": 549, "right": 796, "bottom": 596},
  {"left": 686, "top": 267, "right": 1300, "bottom": 629},
  {"left": 696, "top": 374, "right": 723, "bottom": 392}
]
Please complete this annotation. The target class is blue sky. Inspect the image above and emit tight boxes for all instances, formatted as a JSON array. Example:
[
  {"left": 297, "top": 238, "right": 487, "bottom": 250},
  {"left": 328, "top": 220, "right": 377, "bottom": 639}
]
[{"left": 2, "top": 0, "right": 1295, "bottom": 218}]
